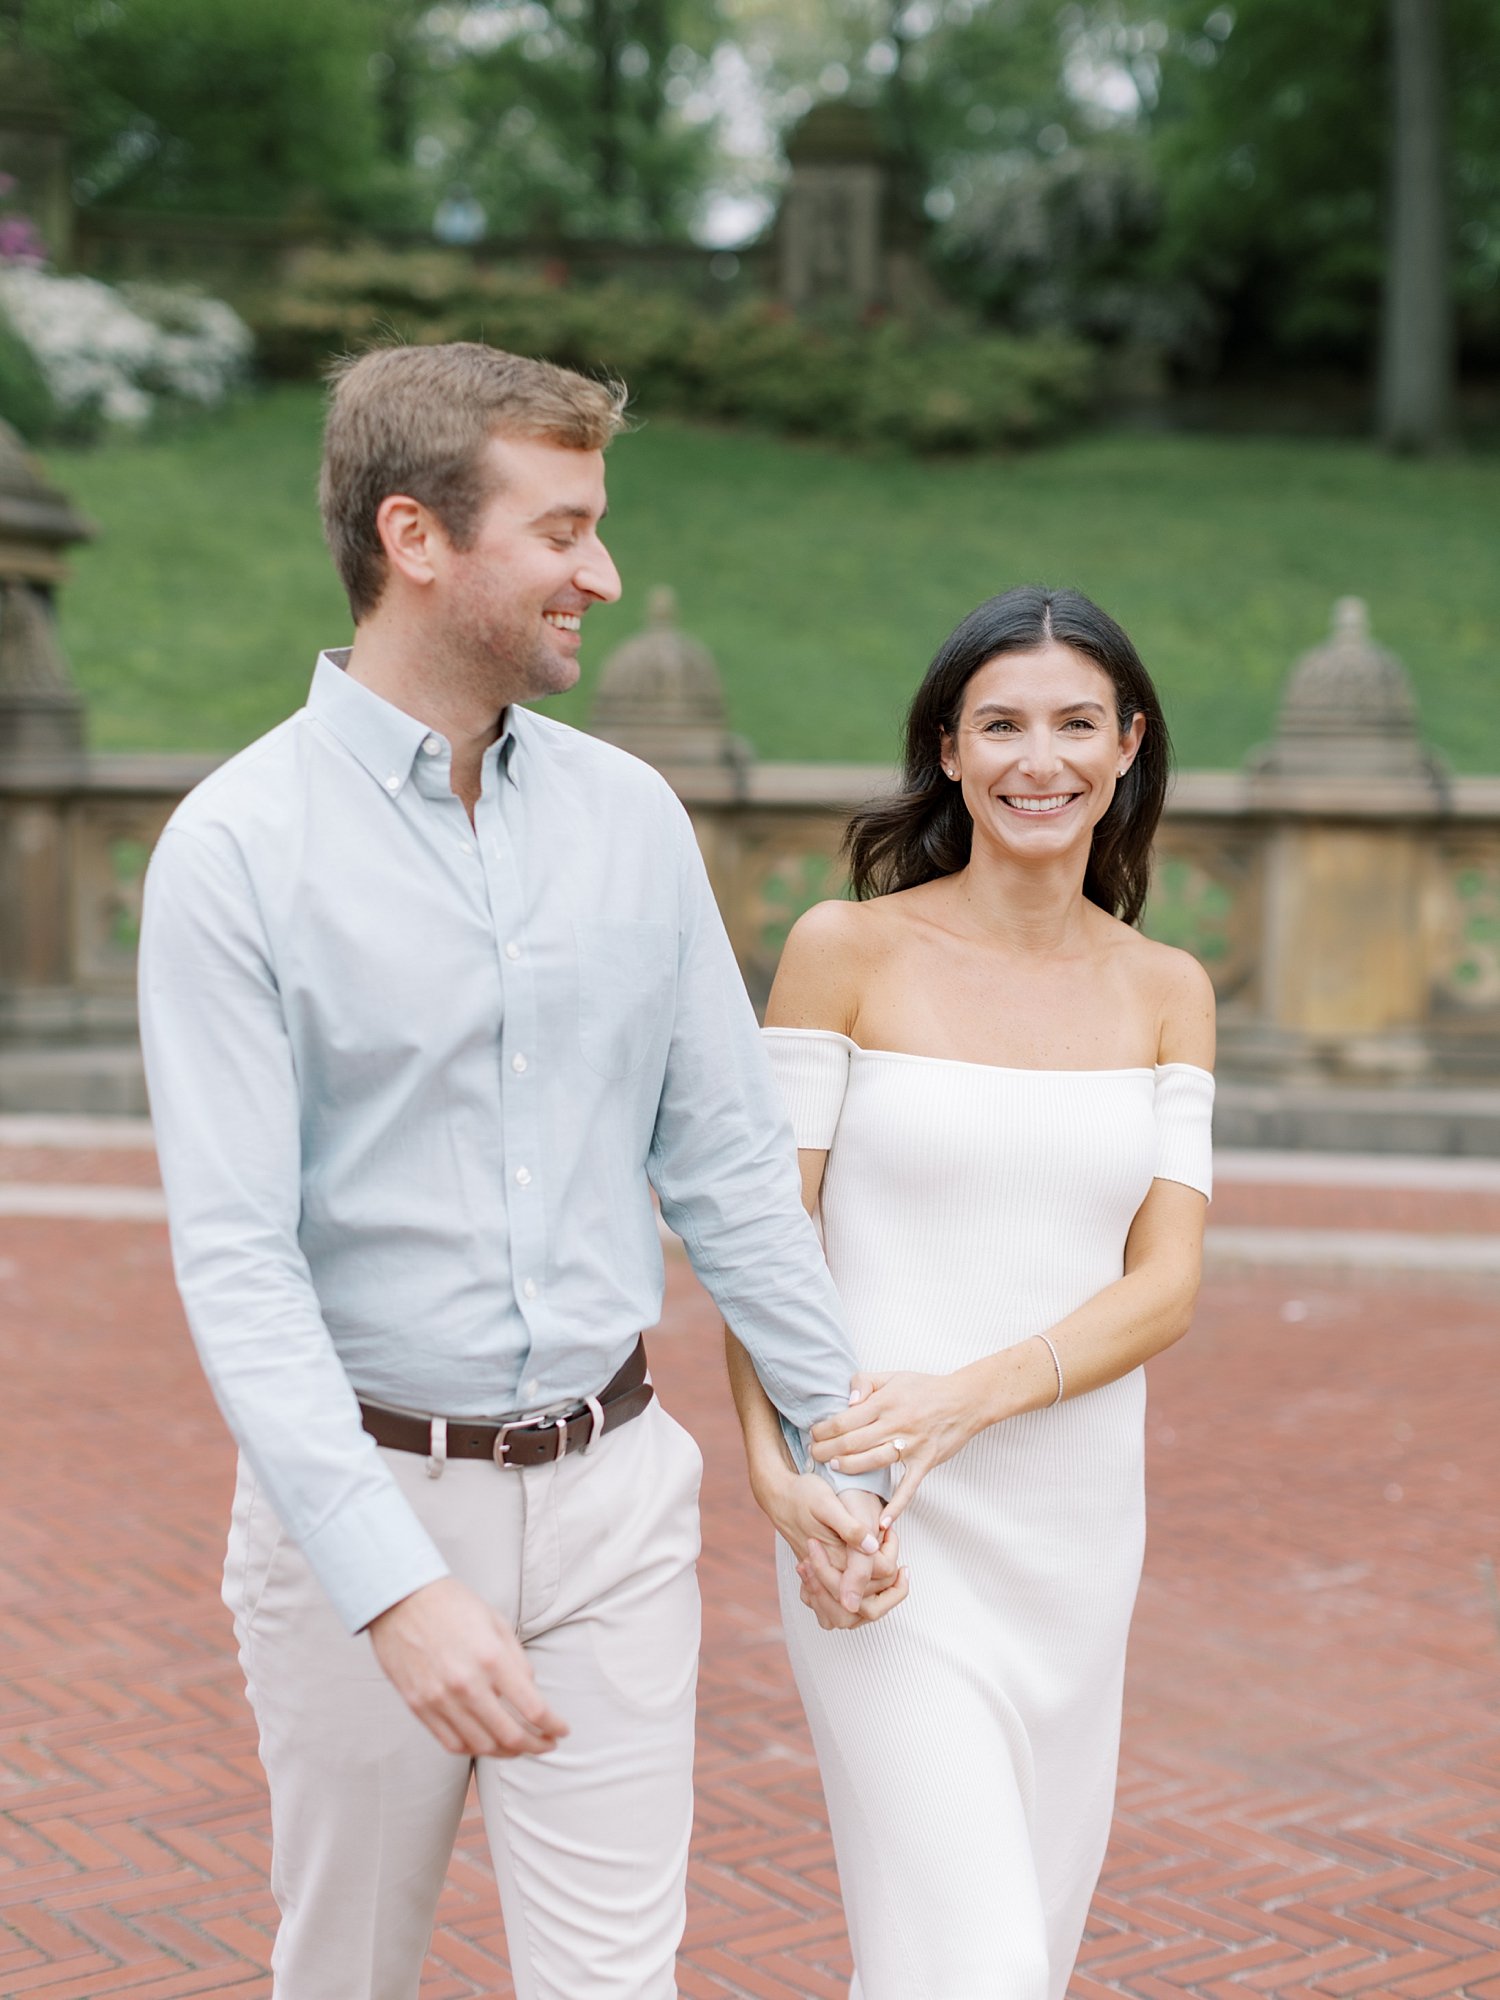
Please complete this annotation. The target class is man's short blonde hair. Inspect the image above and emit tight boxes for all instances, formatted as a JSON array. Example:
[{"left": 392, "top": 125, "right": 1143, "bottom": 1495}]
[{"left": 319, "top": 342, "right": 629, "bottom": 620}]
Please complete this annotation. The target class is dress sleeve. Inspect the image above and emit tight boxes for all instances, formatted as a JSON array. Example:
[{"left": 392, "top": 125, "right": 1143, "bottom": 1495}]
[
  {"left": 1153, "top": 1063, "right": 1214, "bottom": 1200},
  {"left": 761, "top": 1028, "right": 855, "bottom": 1149}
]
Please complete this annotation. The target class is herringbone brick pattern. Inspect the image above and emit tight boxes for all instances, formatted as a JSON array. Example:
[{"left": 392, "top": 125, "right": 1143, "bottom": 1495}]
[{"left": 0, "top": 1163, "right": 1496, "bottom": 1997}]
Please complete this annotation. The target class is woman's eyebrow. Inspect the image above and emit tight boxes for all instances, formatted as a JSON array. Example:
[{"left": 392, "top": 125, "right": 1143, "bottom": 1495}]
[{"left": 970, "top": 699, "right": 1109, "bottom": 719}]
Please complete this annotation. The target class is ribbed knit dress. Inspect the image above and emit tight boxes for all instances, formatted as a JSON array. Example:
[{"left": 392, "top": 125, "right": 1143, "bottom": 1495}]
[{"left": 764, "top": 1029, "right": 1214, "bottom": 2000}]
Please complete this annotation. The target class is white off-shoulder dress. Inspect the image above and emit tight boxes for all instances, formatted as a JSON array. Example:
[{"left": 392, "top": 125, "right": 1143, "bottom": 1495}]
[{"left": 764, "top": 1030, "right": 1214, "bottom": 2000}]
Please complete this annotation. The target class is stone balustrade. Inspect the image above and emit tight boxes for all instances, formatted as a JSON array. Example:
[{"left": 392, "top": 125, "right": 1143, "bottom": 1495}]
[{"left": 0, "top": 421, "right": 1496, "bottom": 1147}]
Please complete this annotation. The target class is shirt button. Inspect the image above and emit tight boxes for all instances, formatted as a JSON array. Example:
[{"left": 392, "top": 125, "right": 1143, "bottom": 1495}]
[
  {"left": 458, "top": 839, "right": 472, "bottom": 855},
  {"left": 422, "top": 734, "right": 442, "bottom": 756},
  {"left": 514, "top": 1166, "right": 532, "bottom": 1187},
  {"left": 511, "top": 1053, "right": 528, "bottom": 1073},
  {"left": 523, "top": 1376, "right": 540, "bottom": 1400},
  {"left": 384, "top": 774, "right": 400, "bottom": 793},
  {"left": 523, "top": 1278, "right": 539, "bottom": 1300},
  {"left": 505, "top": 941, "right": 521, "bottom": 961}
]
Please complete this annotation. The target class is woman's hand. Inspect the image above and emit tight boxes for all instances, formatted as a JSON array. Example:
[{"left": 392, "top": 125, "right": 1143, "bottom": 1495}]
[
  {"left": 809, "top": 1370, "right": 984, "bottom": 1530},
  {"left": 755, "top": 1468, "right": 907, "bottom": 1627}
]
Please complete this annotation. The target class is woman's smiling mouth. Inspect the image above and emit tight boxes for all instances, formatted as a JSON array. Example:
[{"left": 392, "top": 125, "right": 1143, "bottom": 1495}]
[{"left": 999, "top": 792, "right": 1083, "bottom": 815}]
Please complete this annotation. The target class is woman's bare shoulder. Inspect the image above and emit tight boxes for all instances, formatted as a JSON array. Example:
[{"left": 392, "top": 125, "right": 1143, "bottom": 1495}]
[
  {"left": 767, "top": 896, "right": 898, "bottom": 1031},
  {"left": 1116, "top": 930, "right": 1216, "bottom": 1069}
]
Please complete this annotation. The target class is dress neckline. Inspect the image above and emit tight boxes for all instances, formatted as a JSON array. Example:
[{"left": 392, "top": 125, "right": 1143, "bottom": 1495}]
[{"left": 762, "top": 1025, "right": 1212, "bottom": 1082}]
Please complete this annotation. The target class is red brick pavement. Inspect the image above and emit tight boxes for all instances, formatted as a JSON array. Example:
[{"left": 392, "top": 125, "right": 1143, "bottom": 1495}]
[{"left": 0, "top": 1207, "right": 1497, "bottom": 1999}]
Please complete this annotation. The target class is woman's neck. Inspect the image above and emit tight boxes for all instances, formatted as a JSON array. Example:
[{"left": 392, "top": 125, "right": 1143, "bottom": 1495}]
[{"left": 941, "top": 838, "right": 1095, "bottom": 956}]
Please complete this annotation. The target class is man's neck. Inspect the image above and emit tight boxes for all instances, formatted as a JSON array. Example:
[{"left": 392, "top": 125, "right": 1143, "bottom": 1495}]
[{"left": 344, "top": 621, "right": 507, "bottom": 821}]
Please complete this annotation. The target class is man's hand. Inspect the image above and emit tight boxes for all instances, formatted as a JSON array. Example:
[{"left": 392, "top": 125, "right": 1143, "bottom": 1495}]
[
  {"left": 368, "top": 1577, "right": 569, "bottom": 1758},
  {"left": 793, "top": 1486, "right": 908, "bottom": 1630}
]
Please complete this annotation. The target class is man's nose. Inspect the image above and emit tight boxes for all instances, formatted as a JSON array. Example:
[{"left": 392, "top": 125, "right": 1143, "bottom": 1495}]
[{"left": 577, "top": 534, "right": 622, "bottom": 605}]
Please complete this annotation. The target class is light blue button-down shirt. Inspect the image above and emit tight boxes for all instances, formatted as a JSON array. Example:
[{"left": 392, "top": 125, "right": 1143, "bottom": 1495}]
[{"left": 139, "top": 654, "right": 873, "bottom": 1633}]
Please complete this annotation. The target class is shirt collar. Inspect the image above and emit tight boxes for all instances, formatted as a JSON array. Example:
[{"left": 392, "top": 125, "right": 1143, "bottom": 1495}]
[{"left": 308, "top": 650, "right": 520, "bottom": 794}]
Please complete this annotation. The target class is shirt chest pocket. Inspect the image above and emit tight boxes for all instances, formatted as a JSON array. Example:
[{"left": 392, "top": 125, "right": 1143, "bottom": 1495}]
[{"left": 573, "top": 919, "right": 675, "bottom": 1079}]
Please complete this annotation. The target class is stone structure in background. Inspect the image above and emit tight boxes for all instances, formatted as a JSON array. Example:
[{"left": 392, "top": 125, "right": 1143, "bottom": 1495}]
[
  {"left": 1230, "top": 599, "right": 1451, "bottom": 1077},
  {"left": 0, "top": 424, "right": 90, "bottom": 773},
  {"left": 591, "top": 587, "right": 750, "bottom": 803},
  {"left": 3, "top": 541, "right": 1500, "bottom": 1148},
  {"left": 0, "top": 45, "right": 72, "bottom": 265},
  {"left": 0, "top": 423, "right": 207, "bottom": 1110},
  {"left": 776, "top": 101, "right": 932, "bottom": 318}
]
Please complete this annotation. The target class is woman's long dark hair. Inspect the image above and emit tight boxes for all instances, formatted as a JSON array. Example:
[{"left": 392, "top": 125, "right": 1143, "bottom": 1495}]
[{"left": 844, "top": 586, "right": 1170, "bottom": 926}]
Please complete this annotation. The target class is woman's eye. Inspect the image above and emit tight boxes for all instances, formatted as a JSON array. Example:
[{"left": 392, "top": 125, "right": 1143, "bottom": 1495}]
[{"left": 1063, "top": 719, "right": 1096, "bottom": 731}]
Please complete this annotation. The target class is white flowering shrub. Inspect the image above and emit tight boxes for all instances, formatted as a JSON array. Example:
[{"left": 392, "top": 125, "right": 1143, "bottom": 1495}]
[{"left": 0, "top": 267, "right": 253, "bottom": 432}]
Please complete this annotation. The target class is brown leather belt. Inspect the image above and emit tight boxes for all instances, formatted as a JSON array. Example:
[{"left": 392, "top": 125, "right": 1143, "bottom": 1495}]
[{"left": 359, "top": 1337, "right": 653, "bottom": 1469}]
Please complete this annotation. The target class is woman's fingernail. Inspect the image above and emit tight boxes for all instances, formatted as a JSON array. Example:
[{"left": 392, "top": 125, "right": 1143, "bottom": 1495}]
[
  {"left": 848, "top": 1388, "right": 863, "bottom": 1404},
  {"left": 879, "top": 1513, "right": 891, "bottom": 1532},
  {"left": 861, "top": 1534, "right": 879, "bottom": 1555},
  {"left": 828, "top": 1457, "right": 842, "bottom": 1472}
]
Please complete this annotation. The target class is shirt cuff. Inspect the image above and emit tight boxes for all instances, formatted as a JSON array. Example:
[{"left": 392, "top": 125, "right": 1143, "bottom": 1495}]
[
  {"left": 779, "top": 1413, "right": 893, "bottom": 1501},
  {"left": 824, "top": 1462, "right": 892, "bottom": 1501},
  {"left": 297, "top": 1476, "right": 452, "bottom": 1634}
]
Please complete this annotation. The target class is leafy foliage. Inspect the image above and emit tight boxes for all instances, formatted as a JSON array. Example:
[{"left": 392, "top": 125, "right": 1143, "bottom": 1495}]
[
  {"left": 23, "top": 0, "right": 383, "bottom": 218},
  {"left": 1150, "top": 0, "right": 1500, "bottom": 369},
  {"left": 247, "top": 244, "right": 1097, "bottom": 451}
]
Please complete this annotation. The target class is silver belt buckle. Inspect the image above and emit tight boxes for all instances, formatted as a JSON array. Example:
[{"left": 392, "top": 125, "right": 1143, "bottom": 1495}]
[{"left": 493, "top": 1399, "right": 581, "bottom": 1468}]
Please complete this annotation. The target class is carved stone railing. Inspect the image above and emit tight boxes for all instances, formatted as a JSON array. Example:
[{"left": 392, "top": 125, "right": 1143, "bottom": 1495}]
[{"left": 1, "top": 472, "right": 1497, "bottom": 1144}]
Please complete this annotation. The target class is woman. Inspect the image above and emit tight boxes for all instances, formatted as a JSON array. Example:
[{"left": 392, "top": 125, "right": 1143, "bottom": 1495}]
[{"left": 726, "top": 586, "right": 1215, "bottom": 2000}]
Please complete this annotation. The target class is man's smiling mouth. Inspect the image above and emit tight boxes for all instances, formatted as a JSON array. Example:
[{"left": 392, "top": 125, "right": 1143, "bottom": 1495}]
[{"left": 543, "top": 610, "right": 582, "bottom": 633}]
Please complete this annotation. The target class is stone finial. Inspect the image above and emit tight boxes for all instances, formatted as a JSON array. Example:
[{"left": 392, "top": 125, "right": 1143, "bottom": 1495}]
[
  {"left": 0, "top": 420, "right": 94, "bottom": 774},
  {"left": 590, "top": 587, "right": 746, "bottom": 779},
  {"left": 1249, "top": 596, "right": 1445, "bottom": 793}
]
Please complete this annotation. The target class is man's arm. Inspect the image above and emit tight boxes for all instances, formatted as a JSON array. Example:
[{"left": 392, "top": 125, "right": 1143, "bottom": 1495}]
[
  {"left": 141, "top": 822, "right": 568, "bottom": 1756},
  {"left": 644, "top": 795, "right": 884, "bottom": 1503},
  {"left": 139, "top": 822, "right": 452, "bottom": 1634}
]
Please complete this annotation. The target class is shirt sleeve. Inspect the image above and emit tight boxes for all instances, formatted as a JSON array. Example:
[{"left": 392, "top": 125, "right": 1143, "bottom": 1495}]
[
  {"left": 761, "top": 1028, "right": 854, "bottom": 1149},
  {"left": 138, "top": 822, "right": 451, "bottom": 1633},
  {"left": 1153, "top": 1063, "right": 1214, "bottom": 1200},
  {"left": 647, "top": 801, "right": 885, "bottom": 1499}
]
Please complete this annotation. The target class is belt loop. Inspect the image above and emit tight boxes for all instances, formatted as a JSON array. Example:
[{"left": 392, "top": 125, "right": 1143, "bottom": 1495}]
[
  {"left": 553, "top": 1414, "right": 568, "bottom": 1462},
  {"left": 584, "top": 1394, "right": 605, "bottom": 1452},
  {"left": 427, "top": 1416, "right": 448, "bottom": 1480}
]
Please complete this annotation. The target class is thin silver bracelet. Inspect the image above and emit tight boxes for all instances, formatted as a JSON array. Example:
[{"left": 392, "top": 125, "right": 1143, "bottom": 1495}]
[{"left": 1036, "top": 1334, "right": 1065, "bottom": 1407}]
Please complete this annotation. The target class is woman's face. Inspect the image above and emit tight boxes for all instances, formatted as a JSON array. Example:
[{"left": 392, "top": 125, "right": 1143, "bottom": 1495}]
[{"left": 940, "top": 643, "right": 1145, "bottom": 864}]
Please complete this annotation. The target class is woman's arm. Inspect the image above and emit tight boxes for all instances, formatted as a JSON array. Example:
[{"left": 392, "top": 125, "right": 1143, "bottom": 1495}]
[{"left": 810, "top": 949, "right": 1216, "bottom": 1529}]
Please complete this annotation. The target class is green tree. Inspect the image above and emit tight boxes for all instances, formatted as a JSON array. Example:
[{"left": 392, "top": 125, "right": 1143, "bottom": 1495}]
[
  {"left": 23, "top": 0, "right": 383, "bottom": 218},
  {"left": 1379, "top": 0, "right": 1454, "bottom": 450},
  {"left": 1151, "top": 0, "right": 1500, "bottom": 383},
  {"left": 439, "top": 0, "right": 722, "bottom": 240}
]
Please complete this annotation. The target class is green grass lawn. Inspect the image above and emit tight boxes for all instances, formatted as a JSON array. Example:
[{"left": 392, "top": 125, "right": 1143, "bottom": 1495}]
[{"left": 45, "top": 385, "right": 1500, "bottom": 772}]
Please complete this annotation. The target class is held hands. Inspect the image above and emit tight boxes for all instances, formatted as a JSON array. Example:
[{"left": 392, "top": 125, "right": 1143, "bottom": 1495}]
[
  {"left": 810, "top": 1371, "right": 982, "bottom": 1532},
  {"left": 368, "top": 1576, "right": 569, "bottom": 1758},
  {"left": 755, "top": 1470, "right": 907, "bottom": 1630}
]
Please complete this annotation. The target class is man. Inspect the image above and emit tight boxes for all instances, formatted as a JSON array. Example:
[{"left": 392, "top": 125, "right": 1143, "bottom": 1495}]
[{"left": 138, "top": 343, "right": 897, "bottom": 1999}]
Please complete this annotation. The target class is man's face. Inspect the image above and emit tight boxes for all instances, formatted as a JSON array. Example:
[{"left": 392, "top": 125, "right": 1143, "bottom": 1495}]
[{"left": 436, "top": 433, "right": 621, "bottom": 702}]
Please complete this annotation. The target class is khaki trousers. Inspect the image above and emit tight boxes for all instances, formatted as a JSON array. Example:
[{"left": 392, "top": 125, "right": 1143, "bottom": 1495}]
[{"left": 223, "top": 1397, "right": 703, "bottom": 1999}]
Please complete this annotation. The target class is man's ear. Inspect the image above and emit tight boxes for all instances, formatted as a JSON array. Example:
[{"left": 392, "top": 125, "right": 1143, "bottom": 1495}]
[{"left": 375, "top": 493, "right": 442, "bottom": 590}]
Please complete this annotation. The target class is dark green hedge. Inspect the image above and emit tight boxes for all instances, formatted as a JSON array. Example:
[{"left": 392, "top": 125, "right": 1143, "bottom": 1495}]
[{"left": 248, "top": 246, "right": 1098, "bottom": 454}]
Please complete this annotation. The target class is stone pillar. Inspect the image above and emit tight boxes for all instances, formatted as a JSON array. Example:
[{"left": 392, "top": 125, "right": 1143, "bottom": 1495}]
[
  {"left": 589, "top": 586, "right": 753, "bottom": 911},
  {"left": 0, "top": 46, "right": 73, "bottom": 266},
  {"left": 590, "top": 587, "right": 748, "bottom": 796},
  {"left": 778, "top": 102, "right": 894, "bottom": 315},
  {"left": 1246, "top": 598, "right": 1446, "bottom": 1073},
  {"left": 0, "top": 419, "right": 93, "bottom": 1031}
]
